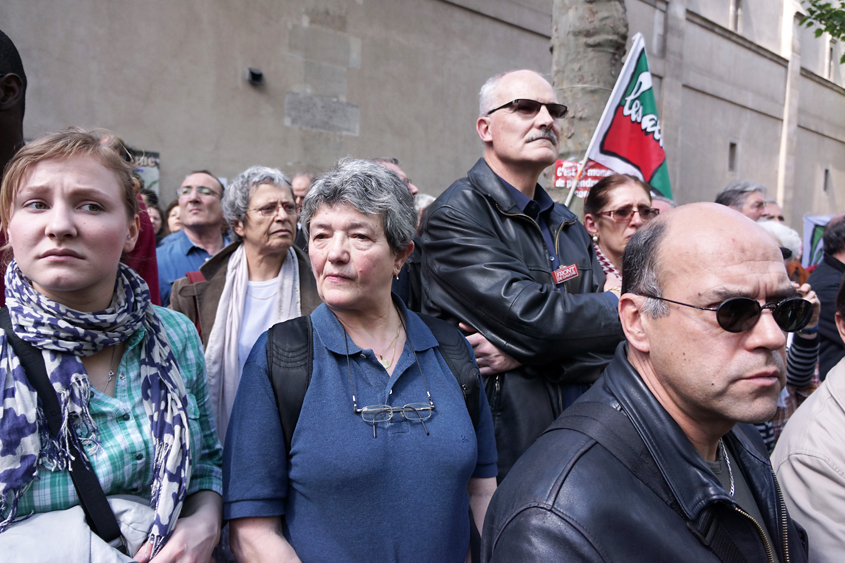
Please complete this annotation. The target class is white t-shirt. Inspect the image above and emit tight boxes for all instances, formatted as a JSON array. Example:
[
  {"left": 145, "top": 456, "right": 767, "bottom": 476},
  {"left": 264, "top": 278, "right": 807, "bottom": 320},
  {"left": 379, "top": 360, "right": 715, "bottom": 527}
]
[{"left": 238, "top": 275, "right": 280, "bottom": 377}]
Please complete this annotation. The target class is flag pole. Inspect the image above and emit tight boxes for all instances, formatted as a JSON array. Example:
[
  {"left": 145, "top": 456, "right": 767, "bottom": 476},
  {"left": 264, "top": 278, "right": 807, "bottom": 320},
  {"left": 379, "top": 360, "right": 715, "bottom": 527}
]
[{"left": 564, "top": 159, "right": 587, "bottom": 207}]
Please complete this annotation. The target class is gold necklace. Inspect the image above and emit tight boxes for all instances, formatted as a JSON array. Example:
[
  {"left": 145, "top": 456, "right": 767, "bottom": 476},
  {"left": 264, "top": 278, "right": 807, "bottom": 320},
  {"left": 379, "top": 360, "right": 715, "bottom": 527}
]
[{"left": 378, "top": 322, "right": 402, "bottom": 369}]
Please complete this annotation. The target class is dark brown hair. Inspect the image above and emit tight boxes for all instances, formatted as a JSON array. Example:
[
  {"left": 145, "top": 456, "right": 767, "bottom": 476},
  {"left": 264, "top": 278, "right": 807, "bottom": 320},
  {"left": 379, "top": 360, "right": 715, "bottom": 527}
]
[{"left": 584, "top": 174, "right": 652, "bottom": 215}]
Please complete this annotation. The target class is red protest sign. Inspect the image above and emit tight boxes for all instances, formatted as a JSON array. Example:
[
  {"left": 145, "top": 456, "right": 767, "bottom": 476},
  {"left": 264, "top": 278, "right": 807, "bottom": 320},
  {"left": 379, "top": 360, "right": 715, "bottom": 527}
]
[{"left": 554, "top": 159, "right": 614, "bottom": 199}]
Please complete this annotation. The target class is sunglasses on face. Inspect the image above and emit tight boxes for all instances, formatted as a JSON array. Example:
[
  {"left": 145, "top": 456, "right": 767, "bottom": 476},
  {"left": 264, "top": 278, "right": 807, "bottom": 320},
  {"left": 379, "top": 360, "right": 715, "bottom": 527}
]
[
  {"left": 639, "top": 295, "right": 813, "bottom": 333},
  {"left": 597, "top": 205, "right": 660, "bottom": 223},
  {"left": 486, "top": 98, "right": 568, "bottom": 120},
  {"left": 178, "top": 185, "right": 221, "bottom": 198}
]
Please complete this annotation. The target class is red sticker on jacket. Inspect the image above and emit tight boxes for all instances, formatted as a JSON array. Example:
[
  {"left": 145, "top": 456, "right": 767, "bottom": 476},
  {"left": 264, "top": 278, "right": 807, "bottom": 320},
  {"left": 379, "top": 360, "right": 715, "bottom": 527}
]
[{"left": 553, "top": 263, "right": 579, "bottom": 285}]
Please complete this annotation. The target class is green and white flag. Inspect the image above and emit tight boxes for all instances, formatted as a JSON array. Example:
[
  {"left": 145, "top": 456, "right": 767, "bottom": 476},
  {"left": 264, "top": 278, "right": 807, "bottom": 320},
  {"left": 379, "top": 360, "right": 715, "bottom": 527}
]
[{"left": 586, "top": 32, "right": 672, "bottom": 198}]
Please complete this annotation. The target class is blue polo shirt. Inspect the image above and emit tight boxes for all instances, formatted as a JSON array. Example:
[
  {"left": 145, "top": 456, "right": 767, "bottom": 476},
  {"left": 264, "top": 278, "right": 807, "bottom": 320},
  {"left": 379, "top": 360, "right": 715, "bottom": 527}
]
[
  {"left": 223, "top": 300, "right": 497, "bottom": 562},
  {"left": 155, "top": 230, "right": 229, "bottom": 306},
  {"left": 499, "top": 178, "right": 561, "bottom": 271}
]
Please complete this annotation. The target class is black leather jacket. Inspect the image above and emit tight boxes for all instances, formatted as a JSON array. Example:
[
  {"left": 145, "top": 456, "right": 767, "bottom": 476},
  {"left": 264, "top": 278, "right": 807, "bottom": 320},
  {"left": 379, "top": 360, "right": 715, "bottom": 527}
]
[
  {"left": 421, "top": 158, "right": 623, "bottom": 478},
  {"left": 807, "top": 253, "right": 845, "bottom": 380},
  {"left": 482, "top": 344, "right": 810, "bottom": 563}
]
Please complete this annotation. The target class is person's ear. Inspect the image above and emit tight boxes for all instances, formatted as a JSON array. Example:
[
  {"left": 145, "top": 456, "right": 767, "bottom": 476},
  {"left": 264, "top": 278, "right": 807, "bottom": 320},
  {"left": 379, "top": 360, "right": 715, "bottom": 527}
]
[
  {"left": 620, "top": 294, "right": 651, "bottom": 354},
  {"left": 232, "top": 219, "right": 246, "bottom": 239},
  {"left": 477, "top": 116, "right": 493, "bottom": 144},
  {"left": 393, "top": 240, "right": 415, "bottom": 274},
  {"left": 835, "top": 311, "right": 845, "bottom": 344},
  {"left": 0, "top": 74, "right": 24, "bottom": 112},
  {"left": 124, "top": 215, "right": 141, "bottom": 253},
  {"left": 584, "top": 214, "right": 599, "bottom": 237}
]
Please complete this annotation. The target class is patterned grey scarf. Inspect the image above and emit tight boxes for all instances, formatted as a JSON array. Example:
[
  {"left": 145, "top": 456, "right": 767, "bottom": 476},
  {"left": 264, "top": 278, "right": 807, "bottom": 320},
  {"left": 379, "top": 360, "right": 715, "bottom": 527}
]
[{"left": 0, "top": 260, "right": 191, "bottom": 558}]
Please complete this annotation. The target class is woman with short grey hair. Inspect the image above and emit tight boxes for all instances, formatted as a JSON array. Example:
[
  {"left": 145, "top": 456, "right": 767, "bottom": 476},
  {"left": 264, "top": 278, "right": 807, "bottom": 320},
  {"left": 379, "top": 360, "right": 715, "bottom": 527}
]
[
  {"left": 170, "top": 165, "right": 321, "bottom": 441},
  {"left": 224, "top": 158, "right": 498, "bottom": 562}
]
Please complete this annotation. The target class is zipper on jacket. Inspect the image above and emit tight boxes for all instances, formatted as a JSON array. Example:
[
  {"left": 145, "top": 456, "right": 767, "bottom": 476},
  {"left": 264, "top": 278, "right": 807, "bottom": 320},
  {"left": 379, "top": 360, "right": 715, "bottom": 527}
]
[
  {"left": 772, "top": 471, "right": 790, "bottom": 563},
  {"left": 496, "top": 205, "right": 577, "bottom": 286},
  {"left": 497, "top": 207, "right": 546, "bottom": 239},
  {"left": 494, "top": 374, "right": 501, "bottom": 393},
  {"left": 553, "top": 218, "right": 576, "bottom": 257},
  {"left": 732, "top": 506, "right": 775, "bottom": 563}
]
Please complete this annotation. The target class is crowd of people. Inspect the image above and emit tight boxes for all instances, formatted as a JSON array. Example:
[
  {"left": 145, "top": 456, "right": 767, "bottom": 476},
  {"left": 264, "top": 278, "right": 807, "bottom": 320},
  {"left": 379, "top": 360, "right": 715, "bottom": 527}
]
[{"left": 1, "top": 27, "right": 845, "bottom": 563}]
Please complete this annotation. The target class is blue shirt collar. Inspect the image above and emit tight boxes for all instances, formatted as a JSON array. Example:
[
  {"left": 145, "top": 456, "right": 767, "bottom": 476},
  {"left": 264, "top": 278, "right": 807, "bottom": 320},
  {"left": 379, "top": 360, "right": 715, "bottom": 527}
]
[
  {"left": 498, "top": 176, "right": 555, "bottom": 220},
  {"left": 311, "top": 296, "right": 439, "bottom": 356},
  {"left": 176, "top": 229, "right": 231, "bottom": 256}
]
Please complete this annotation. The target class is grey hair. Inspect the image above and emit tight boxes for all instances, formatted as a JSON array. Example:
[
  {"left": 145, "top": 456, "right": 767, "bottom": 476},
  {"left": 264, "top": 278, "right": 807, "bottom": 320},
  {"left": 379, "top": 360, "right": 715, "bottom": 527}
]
[
  {"left": 479, "top": 72, "right": 509, "bottom": 117},
  {"left": 622, "top": 218, "right": 670, "bottom": 318},
  {"left": 415, "top": 193, "right": 436, "bottom": 213},
  {"left": 479, "top": 70, "right": 554, "bottom": 116},
  {"left": 301, "top": 158, "right": 416, "bottom": 254},
  {"left": 715, "top": 181, "right": 766, "bottom": 210},
  {"left": 757, "top": 219, "right": 802, "bottom": 259},
  {"left": 370, "top": 156, "right": 400, "bottom": 166},
  {"left": 222, "top": 166, "right": 292, "bottom": 243}
]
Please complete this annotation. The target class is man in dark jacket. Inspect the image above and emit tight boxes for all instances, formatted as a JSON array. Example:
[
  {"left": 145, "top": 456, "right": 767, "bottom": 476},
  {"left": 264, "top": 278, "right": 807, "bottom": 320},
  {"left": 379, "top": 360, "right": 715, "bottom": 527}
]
[
  {"left": 421, "top": 70, "right": 623, "bottom": 481},
  {"left": 482, "top": 203, "right": 810, "bottom": 562},
  {"left": 807, "top": 213, "right": 845, "bottom": 380}
]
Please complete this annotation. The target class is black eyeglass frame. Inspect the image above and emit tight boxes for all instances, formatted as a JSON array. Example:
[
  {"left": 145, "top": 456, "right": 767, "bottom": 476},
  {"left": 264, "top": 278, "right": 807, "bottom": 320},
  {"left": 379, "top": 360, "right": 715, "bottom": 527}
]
[
  {"left": 486, "top": 98, "right": 568, "bottom": 120},
  {"left": 638, "top": 295, "right": 813, "bottom": 333}
]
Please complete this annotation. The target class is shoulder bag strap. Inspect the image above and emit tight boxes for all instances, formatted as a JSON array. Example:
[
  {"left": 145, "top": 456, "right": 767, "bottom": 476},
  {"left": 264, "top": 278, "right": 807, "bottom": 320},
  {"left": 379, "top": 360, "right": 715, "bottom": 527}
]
[
  {"left": 266, "top": 316, "right": 313, "bottom": 458},
  {"left": 417, "top": 313, "right": 482, "bottom": 562},
  {"left": 550, "top": 401, "right": 748, "bottom": 563},
  {"left": 0, "top": 308, "right": 124, "bottom": 549},
  {"left": 417, "top": 314, "right": 480, "bottom": 430}
]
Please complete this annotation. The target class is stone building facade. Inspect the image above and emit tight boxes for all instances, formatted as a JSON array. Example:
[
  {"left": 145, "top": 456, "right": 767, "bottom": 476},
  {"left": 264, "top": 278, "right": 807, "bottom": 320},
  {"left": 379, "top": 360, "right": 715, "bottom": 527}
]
[{"left": 2, "top": 0, "right": 842, "bottom": 226}]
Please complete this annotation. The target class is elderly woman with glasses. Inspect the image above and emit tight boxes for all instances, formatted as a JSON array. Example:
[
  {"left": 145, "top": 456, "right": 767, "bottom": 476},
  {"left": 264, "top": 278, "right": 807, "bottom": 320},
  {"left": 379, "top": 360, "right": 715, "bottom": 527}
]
[
  {"left": 223, "top": 158, "right": 498, "bottom": 563},
  {"left": 583, "top": 174, "right": 659, "bottom": 283},
  {"left": 170, "top": 166, "right": 321, "bottom": 442}
]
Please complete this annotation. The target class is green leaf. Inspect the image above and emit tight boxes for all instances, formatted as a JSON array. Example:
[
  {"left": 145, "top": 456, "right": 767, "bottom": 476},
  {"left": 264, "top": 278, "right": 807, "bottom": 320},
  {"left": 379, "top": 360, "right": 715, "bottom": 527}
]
[{"left": 815, "top": 28, "right": 825, "bottom": 37}]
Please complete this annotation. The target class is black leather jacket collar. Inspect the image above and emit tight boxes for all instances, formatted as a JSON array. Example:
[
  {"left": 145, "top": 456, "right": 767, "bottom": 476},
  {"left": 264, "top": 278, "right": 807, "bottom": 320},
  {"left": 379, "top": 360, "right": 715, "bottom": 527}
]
[
  {"left": 603, "top": 343, "right": 795, "bottom": 556},
  {"left": 467, "top": 159, "right": 579, "bottom": 229}
]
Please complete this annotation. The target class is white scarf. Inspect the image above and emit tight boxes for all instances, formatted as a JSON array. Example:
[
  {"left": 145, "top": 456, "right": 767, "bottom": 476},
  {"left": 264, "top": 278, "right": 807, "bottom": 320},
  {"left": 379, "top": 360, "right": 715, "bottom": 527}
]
[{"left": 204, "top": 244, "right": 300, "bottom": 441}]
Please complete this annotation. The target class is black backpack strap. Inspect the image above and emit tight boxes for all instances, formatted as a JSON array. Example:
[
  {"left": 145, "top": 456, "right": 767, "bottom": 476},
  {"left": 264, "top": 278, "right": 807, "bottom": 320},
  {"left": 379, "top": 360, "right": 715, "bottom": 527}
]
[
  {"left": 266, "top": 316, "right": 313, "bottom": 457},
  {"left": 551, "top": 401, "right": 748, "bottom": 563},
  {"left": 0, "top": 308, "right": 124, "bottom": 550},
  {"left": 417, "top": 314, "right": 480, "bottom": 430}
]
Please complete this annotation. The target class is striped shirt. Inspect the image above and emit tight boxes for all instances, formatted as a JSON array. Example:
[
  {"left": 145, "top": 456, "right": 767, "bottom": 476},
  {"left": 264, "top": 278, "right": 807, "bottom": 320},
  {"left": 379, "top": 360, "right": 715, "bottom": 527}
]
[{"left": 15, "top": 307, "right": 222, "bottom": 515}]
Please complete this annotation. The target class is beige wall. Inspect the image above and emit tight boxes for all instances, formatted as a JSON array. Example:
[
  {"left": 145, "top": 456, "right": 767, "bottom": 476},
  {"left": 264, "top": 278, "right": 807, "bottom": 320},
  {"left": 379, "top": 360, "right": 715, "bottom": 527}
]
[
  {"left": 624, "top": 0, "right": 845, "bottom": 228},
  {"left": 3, "top": 0, "right": 844, "bottom": 227},
  {"left": 1, "top": 0, "right": 552, "bottom": 204}
]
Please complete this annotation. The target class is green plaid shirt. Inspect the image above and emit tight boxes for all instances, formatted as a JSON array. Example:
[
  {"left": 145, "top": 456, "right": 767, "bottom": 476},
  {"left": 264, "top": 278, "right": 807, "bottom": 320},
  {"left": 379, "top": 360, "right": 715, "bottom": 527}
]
[{"left": 16, "top": 307, "right": 223, "bottom": 515}]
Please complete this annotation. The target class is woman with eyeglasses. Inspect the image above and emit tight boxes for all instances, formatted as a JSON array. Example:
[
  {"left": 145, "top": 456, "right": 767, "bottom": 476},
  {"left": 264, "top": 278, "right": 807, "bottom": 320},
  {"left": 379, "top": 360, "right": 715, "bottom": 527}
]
[
  {"left": 170, "top": 166, "right": 321, "bottom": 444},
  {"left": 223, "top": 158, "right": 498, "bottom": 563},
  {"left": 583, "top": 174, "right": 659, "bottom": 283}
]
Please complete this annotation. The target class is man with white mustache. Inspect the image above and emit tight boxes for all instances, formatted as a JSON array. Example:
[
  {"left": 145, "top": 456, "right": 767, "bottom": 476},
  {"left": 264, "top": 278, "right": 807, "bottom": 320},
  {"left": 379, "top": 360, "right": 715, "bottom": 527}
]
[{"left": 421, "top": 70, "right": 624, "bottom": 482}]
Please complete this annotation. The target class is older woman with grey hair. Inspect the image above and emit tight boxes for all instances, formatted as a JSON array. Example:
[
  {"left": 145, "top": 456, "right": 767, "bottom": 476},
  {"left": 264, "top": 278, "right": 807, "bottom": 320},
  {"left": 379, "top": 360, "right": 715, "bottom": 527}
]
[
  {"left": 170, "top": 165, "right": 321, "bottom": 442},
  {"left": 223, "top": 158, "right": 498, "bottom": 563}
]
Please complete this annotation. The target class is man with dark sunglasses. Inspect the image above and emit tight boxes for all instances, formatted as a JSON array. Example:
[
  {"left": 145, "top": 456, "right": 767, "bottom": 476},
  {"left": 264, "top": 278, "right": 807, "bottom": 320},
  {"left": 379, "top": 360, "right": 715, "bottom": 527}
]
[
  {"left": 483, "top": 203, "right": 810, "bottom": 563},
  {"left": 421, "top": 70, "right": 624, "bottom": 482}
]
